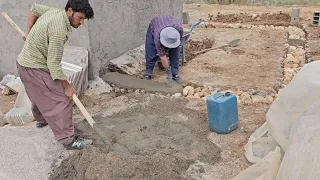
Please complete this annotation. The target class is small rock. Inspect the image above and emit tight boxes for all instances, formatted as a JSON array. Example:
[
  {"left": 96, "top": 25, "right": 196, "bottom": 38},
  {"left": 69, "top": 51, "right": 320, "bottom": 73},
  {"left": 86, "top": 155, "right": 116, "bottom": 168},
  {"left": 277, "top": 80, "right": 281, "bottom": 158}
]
[
  {"left": 251, "top": 95, "right": 264, "bottom": 103},
  {"left": 120, "top": 89, "right": 126, "bottom": 93},
  {"left": 194, "top": 87, "right": 202, "bottom": 93},
  {"left": 172, "top": 93, "right": 182, "bottom": 98},
  {"left": 201, "top": 97, "right": 207, "bottom": 101},
  {"left": 202, "top": 89, "right": 211, "bottom": 97},
  {"left": 247, "top": 89, "right": 256, "bottom": 95},
  {"left": 284, "top": 72, "right": 294, "bottom": 84},
  {"left": 127, "top": 89, "right": 133, "bottom": 93},
  {"left": 235, "top": 90, "right": 243, "bottom": 96},
  {"left": 194, "top": 93, "right": 201, "bottom": 99},
  {"left": 288, "top": 46, "right": 297, "bottom": 54},
  {"left": 134, "top": 89, "right": 140, "bottom": 94},
  {"left": 166, "top": 93, "right": 171, "bottom": 97},
  {"left": 240, "top": 92, "right": 252, "bottom": 104},
  {"left": 283, "top": 54, "right": 300, "bottom": 67},
  {"left": 141, "top": 89, "right": 146, "bottom": 94},
  {"left": 183, "top": 87, "right": 189, "bottom": 96},
  {"left": 114, "top": 87, "right": 121, "bottom": 93},
  {"left": 189, "top": 89, "right": 195, "bottom": 96},
  {"left": 264, "top": 95, "right": 274, "bottom": 104},
  {"left": 184, "top": 86, "right": 194, "bottom": 91},
  {"left": 211, "top": 91, "right": 218, "bottom": 95}
]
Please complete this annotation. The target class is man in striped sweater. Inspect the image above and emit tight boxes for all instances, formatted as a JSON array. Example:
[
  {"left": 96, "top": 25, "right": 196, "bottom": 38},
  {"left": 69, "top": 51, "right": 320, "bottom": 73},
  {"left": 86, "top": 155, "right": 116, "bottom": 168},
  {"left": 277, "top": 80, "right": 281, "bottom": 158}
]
[
  {"left": 145, "top": 15, "right": 183, "bottom": 84},
  {"left": 17, "top": 0, "right": 94, "bottom": 150}
]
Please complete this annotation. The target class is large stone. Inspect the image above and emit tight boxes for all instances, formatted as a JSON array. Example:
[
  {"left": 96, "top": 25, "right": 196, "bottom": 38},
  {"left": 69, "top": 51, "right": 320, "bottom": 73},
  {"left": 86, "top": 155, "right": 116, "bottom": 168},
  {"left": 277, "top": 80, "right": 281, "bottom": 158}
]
[{"left": 107, "top": 45, "right": 145, "bottom": 76}]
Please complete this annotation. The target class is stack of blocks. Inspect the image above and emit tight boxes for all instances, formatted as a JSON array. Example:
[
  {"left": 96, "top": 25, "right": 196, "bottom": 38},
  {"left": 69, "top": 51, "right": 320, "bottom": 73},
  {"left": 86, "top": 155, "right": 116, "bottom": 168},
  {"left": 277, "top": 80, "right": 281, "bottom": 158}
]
[{"left": 312, "top": 11, "right": 320, "bottom": 26}]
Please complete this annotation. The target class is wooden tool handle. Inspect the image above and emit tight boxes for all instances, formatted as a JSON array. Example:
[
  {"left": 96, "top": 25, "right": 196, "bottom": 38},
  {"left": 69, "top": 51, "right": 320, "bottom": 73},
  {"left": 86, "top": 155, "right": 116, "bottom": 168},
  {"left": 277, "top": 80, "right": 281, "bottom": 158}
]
[
  {"left": 2, "top": 12, "right": 25, "bottom": 36},
  {"left": 72, "top": 94, "right": 95, "bottom": 128}
]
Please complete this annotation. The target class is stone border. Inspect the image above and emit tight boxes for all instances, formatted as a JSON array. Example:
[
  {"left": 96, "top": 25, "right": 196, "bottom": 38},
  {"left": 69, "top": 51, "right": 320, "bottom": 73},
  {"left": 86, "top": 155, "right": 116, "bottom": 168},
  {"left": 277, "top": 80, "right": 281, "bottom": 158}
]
[{"left": 110, "top": 22, "right": 309, "bottom": 105}]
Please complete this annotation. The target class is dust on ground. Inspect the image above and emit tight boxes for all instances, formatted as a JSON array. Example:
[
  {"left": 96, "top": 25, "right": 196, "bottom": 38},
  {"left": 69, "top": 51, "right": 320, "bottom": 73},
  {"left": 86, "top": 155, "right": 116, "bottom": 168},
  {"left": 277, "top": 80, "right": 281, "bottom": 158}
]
[
  {"left": 49, "top": 93, "right": 269, "bottom": 180},
  {"left": 49, "top": 94, "right": 221, "bottom": 180}
]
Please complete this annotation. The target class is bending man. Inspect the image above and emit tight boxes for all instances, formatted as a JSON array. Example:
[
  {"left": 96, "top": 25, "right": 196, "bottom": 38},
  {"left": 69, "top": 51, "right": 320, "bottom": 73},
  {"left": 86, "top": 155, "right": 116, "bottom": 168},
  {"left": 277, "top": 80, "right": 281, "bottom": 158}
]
[{"left": 145, "top": 15, "right": 183, "bottom": 83}]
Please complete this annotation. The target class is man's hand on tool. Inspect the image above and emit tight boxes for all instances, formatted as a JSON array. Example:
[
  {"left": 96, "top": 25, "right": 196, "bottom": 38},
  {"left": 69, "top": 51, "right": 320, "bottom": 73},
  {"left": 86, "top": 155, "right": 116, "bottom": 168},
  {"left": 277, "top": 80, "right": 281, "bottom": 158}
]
[
  {"left": 22, "top": 32, "right": 28, "bottom": 41},
  {"left": 61, "top": 80, "right": 77, "bottom": 99},
  {"left": 159, "top": 55, "right": 169, "bottom": 68},
  {"left": 165, "top": 66, "right": 173, "bottom": 81},
  {"left": 65, "top": 86, "right": 77, "bottom": 99}
]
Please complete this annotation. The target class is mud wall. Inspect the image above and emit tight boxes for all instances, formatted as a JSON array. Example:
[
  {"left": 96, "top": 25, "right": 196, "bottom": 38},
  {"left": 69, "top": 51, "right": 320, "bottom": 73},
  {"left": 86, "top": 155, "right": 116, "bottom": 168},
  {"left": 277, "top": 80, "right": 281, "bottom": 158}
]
[{"left": 0, "top": 0, "right": 183, "bottom": 79}]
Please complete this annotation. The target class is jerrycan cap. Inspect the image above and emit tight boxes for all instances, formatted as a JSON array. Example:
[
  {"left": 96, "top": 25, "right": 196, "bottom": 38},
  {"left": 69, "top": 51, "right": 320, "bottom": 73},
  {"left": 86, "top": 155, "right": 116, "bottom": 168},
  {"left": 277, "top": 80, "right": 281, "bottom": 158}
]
[{"left": 225, "top": 92, "right": 231, "bottom": 96}]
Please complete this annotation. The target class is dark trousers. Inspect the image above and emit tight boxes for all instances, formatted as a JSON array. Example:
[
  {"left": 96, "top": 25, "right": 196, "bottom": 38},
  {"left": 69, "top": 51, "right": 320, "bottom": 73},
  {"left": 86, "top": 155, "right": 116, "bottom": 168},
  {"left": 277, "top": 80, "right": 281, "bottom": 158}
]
[{"left": 145, "top": 25, "right": 180, "bottom": 76}]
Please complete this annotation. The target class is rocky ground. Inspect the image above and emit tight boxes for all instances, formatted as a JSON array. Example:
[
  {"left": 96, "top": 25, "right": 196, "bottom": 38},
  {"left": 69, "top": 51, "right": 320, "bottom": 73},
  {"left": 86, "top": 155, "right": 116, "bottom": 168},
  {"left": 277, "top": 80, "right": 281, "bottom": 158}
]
[{"left": 1, "top": 3, "right": 319, "bottom": 180}]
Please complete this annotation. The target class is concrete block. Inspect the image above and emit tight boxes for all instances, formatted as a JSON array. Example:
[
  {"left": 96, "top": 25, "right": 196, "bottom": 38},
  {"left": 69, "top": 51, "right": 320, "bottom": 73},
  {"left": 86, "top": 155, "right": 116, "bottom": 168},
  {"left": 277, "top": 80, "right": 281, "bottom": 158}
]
[
  {"left": 61, "top": 46, "right": 89, "bottom": 95},
  {"left": 312, "top": 11, "right": 320, "bottom": 26},
  {"left": 291, "top": 8, "right": 300, "bottom": 25}
]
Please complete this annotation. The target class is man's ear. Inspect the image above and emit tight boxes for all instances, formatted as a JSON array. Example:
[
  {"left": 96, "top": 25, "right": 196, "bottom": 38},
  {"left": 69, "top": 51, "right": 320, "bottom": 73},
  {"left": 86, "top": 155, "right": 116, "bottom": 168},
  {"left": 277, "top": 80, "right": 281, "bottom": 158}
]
[{"left": 67, "top": 8, "right": 73, "bottom": 14}]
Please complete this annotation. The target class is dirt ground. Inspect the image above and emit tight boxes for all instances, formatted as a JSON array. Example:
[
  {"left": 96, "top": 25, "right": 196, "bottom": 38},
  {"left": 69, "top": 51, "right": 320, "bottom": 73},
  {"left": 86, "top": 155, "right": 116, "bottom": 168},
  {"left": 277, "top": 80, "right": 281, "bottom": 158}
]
[
  {"left": 49, "top": 94, "right": 268, "bottom": 180},
  {"left": 1, "top": 3, "right": 318, "bottom": 180},
  {"left": 0, "top": 93, "right": 16, "bottom": 113},
  {"left": 180, "top": 28, "right": 286, "bottom": 91}
]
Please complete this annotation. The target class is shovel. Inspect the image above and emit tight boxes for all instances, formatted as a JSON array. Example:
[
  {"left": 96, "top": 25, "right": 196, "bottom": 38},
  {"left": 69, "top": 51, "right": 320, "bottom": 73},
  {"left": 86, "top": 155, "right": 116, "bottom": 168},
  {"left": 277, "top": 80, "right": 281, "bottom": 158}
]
[
  {"left": 194, "top": 39, "right": 240, "bottom": 56},
  {"left": 2, "top": 12, "right": 112, "bottom": 146}
]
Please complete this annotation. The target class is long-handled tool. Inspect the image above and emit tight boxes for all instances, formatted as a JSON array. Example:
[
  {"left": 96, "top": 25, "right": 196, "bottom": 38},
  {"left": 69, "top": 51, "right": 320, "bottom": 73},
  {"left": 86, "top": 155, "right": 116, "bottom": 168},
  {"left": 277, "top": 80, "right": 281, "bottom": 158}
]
[
  {"left": 194, "top": 39, "right": 241, "bottom": 56},
  {"left": 2, "top": 12, "right": 112, "bottom": 145}
]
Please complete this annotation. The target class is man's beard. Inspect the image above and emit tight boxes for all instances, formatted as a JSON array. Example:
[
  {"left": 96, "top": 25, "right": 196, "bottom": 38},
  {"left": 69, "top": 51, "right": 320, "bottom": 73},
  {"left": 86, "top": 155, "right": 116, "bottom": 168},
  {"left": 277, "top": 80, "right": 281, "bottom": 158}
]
[{"left": 69, "top": 13, "right": 80, "bottom": 28}]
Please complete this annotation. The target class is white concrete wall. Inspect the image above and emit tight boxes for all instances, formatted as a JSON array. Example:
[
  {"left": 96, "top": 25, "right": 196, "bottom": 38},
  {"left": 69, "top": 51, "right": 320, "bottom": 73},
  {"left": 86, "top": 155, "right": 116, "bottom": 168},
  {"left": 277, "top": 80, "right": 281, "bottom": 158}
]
[{"left": 0, "top": 0, "right": 183, "bottom": 79}]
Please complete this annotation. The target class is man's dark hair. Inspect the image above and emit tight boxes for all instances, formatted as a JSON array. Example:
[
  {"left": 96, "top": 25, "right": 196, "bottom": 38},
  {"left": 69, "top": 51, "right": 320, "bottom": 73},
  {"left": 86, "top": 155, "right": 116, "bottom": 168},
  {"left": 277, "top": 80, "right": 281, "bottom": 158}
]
[{"left": 65, "top": 0, "right": 94, "bottom": 19}]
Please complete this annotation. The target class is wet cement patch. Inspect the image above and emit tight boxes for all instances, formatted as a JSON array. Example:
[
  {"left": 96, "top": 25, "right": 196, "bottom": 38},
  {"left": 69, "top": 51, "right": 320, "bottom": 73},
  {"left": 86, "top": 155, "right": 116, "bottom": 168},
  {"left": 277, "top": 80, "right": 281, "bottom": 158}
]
[
  {"left": 102, "top": 72, "right": 183, "bottom": 94},
  {"left": 49, "top": 94, "right": 221, "bottom": 180}
]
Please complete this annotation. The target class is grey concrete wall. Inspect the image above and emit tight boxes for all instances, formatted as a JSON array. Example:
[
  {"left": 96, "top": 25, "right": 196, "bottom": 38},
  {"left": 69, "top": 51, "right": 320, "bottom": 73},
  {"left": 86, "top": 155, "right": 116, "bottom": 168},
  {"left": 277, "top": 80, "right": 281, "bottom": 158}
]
[
  {"left": 88, "top": 0, "right": 184, "bottom": 78},
  {"left": 0, "top": 0, "right": 183, "bottom": 79}
]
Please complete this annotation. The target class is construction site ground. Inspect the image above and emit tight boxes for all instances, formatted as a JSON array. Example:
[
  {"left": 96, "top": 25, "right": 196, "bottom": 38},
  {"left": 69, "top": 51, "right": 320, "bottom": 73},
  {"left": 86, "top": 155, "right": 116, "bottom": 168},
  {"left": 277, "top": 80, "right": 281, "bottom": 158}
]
[{"left": 0, "top": 3, "right": 319, "bottom": 180}]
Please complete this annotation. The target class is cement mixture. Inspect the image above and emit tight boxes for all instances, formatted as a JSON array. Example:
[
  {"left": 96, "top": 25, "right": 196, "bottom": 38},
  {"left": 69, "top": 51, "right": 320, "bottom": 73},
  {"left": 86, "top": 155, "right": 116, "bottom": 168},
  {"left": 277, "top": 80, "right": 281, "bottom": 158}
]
[{"left": 49, "top": 94, "right": 221, "bottom": 180}]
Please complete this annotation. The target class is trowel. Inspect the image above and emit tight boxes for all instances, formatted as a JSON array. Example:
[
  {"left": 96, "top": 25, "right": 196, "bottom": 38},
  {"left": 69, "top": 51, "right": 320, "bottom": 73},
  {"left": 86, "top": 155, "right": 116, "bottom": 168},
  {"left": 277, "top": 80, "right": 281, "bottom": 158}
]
[{"left": 194, "top": 39, "right": 241, "bottom": 56}]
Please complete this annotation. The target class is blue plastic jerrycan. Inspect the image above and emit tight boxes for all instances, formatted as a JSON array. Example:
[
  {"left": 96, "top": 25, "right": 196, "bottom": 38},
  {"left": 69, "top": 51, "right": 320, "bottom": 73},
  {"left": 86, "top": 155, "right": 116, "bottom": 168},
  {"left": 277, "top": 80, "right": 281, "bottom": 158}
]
[{"left": 206, "top": 92, "right": 239, "bottom": 134}]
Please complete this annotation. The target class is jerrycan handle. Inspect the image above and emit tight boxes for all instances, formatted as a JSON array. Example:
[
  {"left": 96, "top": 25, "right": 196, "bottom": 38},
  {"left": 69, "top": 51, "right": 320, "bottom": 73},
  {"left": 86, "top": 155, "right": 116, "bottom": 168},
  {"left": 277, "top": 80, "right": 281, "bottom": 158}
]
[{"left": 214, "top": 92, "right": 231, "bottom": 100}]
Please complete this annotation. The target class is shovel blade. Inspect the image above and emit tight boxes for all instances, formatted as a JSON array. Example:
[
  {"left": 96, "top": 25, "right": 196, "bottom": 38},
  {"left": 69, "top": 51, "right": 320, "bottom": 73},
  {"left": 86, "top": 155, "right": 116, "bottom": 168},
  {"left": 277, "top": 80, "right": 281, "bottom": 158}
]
[{"left": 228, "top": 39, "right": 240, "bottom": 47}]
